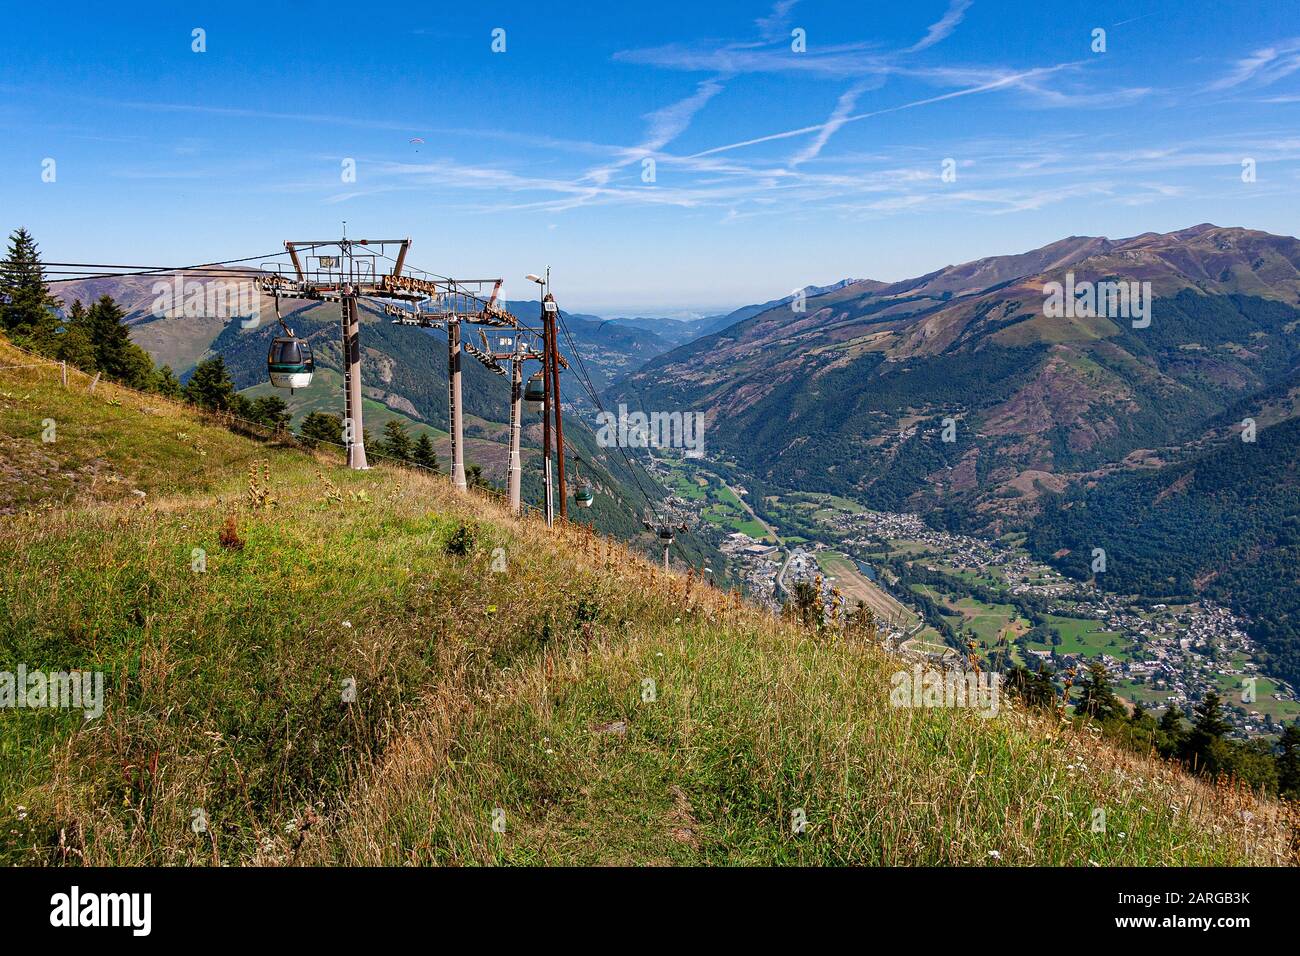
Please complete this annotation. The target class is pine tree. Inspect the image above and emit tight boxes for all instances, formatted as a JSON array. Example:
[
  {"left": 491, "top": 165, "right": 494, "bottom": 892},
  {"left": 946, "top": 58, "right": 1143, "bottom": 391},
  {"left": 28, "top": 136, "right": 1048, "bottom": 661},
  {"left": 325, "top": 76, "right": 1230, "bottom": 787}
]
[
  {"left": 249, "top": 395, "right": 291, "bottom": 430},
  {"left": 184, "top": 356, "right": 238, "bottom": 411},
  {"left": 231, "top": 392, "right": 253, "bottom": 420},
  {"left": 1158, "top": 704, "right": 1184, "bottom": 736},
  {"left": 1192, "top": 691, "right": 1230, "bottom": 739},
  {"left": 1006, "top": 663, "right": 1063, "bottom": 708},
  {"left": 86, "top": 295, "right": 153, "bottom": 387},
  {"left": 380, "top": 419, "right": 412, "bottom": 461},
  {"left": 299, "top": 411, "right": 343, "bottom": 448},
  {"left": 411, "top": 432, "right": 439, "bottom": 470},
  {"left": 1277, "top": 723, "right": 1300, "bottom": 799},
  {"left": 1181, "top": 691, "right": 1230, "bottom": 772},
  {"left": 153, "top": 364, "right": 182, "bottom": 398},
  {"left": 1156, "top": 704, "right": 1186, "bottom": 758},
  {"left": 1076, "top": 661, "right": 1123, "bottom": 722},
  {"left": 466, "top": 462, "right": 488, "bottom": 489},
  {"left": 54, "top": 299, "right": 97, "bottom": 370},
  {"left": 0, "top": 227, "right": 62, "bottom": 352}
]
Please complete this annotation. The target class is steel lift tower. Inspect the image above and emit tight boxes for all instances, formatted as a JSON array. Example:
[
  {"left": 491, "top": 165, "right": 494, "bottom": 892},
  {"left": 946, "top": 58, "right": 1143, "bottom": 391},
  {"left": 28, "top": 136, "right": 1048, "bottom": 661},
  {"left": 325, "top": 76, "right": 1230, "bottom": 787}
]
[
  {"left": 464, "top": 329, "right": 545, "bottom": 515},
  {"left": 260, "top": 237, "right": 571, "bottom": 523},
  {"left": 263, "top": 234, "right": 418, "bottom": 470},
  {"left": 382, "top": 274, "right": 524, "bottom": 492},
  {"left": 260, "top": 236, "right": 521, "bottom": 482}
]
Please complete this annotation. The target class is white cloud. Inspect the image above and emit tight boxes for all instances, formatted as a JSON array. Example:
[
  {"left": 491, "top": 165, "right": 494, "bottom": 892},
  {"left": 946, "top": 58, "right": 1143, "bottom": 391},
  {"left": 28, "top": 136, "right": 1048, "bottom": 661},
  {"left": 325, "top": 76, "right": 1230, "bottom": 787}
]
[
  {"left": 689, "top": 64, "right": 1075, "bottom": 159},
  {"left": 908, "top": 0, "right": 973, "bottom": 53},
  {"left": 789, "top": 79, "right": 883, "bottom": 166},
  {"left": 1208, "top": 38, "right": 1300, "bottom": 91}
]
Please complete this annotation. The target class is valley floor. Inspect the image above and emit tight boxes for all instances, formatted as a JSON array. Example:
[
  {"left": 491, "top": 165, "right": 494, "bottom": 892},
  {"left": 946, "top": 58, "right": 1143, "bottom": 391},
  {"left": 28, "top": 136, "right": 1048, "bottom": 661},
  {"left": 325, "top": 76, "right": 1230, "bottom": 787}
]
[{"left": 654, "top": 457, "right": 1300, "bottom": 739}]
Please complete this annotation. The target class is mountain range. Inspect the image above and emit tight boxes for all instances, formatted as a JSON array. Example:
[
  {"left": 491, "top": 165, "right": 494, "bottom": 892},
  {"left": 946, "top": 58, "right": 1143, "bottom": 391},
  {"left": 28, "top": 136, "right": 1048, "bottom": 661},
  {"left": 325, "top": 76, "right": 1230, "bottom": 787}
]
[
  {"left": 616, "top": 223, "right": 1300, "bottom": 684},
  {"left": 619, "top": 224, "right": 1300, "bottom": 523}
]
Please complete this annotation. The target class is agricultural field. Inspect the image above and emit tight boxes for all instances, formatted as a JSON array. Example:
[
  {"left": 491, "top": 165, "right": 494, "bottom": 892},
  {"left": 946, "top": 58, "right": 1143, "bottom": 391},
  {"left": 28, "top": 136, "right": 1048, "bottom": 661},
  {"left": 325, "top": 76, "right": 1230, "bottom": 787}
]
[
  {"left": 1212, "top": 672, "right": 1300, "bottom": 725},
  {"left": 1024, "top": 615, "right": 1132, "bottom": 661},
  {"left": 658, "top": 457, "right": 773, "bottom": 540},
  {"left": 909, "top": 583, "right": 1029, "bottom": 654}
]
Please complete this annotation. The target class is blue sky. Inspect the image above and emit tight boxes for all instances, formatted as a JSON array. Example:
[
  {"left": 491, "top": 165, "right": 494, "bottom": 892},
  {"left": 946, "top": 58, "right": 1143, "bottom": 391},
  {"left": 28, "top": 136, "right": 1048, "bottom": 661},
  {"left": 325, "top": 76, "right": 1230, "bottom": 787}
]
[{"left": 3, "top": 1, "right": 1300, "bottom": 315}]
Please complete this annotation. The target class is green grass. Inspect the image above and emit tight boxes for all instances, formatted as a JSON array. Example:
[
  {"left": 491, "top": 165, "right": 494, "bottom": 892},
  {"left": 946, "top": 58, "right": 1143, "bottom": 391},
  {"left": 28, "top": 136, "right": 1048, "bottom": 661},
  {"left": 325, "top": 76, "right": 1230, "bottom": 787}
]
[
  {"left": 1024, "top": 616, "right": 1132, "bottom": 660},
  {"left": 909, "top": 584, "right": 1024, "bottom": 649},
  {"left": 1211, "top": 673, "right": 1300, "bottom": 724},
  {"left": 0, "top": 345, "right": 278, "bottom": 513},
  {"left": 662, "top": 460, "right": 773, "bottom": 540},
  {"left": 0, "top": 337, "right": 1292, "bottom": 867}
]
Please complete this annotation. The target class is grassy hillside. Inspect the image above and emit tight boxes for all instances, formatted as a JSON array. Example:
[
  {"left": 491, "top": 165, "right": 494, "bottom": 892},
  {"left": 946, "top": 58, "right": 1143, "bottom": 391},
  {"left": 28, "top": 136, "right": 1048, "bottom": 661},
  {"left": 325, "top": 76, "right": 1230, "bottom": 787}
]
[
  {"left": 0, "top": 341, "right": 279, "bottom": 514},
  {"left": 198, "top": 307, "right": 716, "bottom": 568},
  {"left": 1, "top": 338, "right": 1294, "bottom": 866}
]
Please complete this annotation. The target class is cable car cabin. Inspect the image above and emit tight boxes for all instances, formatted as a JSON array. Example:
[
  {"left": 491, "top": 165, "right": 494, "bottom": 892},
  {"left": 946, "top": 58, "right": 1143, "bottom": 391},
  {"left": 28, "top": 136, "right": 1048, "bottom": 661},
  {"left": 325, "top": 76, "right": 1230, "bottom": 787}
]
[
  {"left": 574, "top": 486, "right": 594, "bottom": 508},
  {"left": 267, "top": 336, "right": 314, "bottom": 390},
  {"left": 524, "top": 372, "right": 546, "bottom": 412},
  {"left": 657, "top": 528, "right": 675, "bottom": 544}
]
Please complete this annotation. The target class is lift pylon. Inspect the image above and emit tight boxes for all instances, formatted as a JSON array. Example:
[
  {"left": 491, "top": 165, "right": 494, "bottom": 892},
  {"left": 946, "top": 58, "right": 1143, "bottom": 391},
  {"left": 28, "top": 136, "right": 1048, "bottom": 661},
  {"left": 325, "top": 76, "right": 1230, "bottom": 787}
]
[{"left": 257, "top": 236, "right": 418, "bottom": 470}]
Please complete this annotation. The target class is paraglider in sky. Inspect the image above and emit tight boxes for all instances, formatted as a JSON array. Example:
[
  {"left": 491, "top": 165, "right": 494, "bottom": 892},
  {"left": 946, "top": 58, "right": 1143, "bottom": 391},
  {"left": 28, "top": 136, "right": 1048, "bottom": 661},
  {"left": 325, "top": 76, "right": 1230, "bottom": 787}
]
[{"left": 409, "top": 137, "right": 424, "bottom": 153}]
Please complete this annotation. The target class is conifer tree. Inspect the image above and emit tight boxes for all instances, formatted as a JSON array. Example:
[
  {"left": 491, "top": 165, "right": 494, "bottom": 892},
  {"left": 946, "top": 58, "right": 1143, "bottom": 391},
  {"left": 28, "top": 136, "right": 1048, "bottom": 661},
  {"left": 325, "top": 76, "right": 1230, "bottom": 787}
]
[
  {"left": 380, "top": 419, "right": 412, "bottom": 461},
  {"left": 0, "top": 227, "right": 62, "bottom": 352},
  {"left": 411, "top": 432, "right": 439, "bottom": 471},
  {"left": 86, "top": 295, "right": 153, "bottom": 387},
  {"left": 249, "top": 395, "right": 291, "bottom": 430},
  {"left": 1192, "top": 691, "right": 1230, "bottom": 740},
  {"left": 465, "top": 462, "right": 488, "bottom": 489},
  {"left": 153, "top": 364, "right": 182, "bottom": 398},
  {"left": 1277, "top": 723, "right": 1300, "bottom": 799},
  {"left": 184, "top": 355, "right": 238, "bottom": 411},
  {"left": 54, "top": 299, "right": 96, "bottom": 370},
  {"left": 1076, "top": 661, "right": 1123, "bottom": 722},
  {"left": 299, "top": 411, "right": 343, "bottom": 448}
]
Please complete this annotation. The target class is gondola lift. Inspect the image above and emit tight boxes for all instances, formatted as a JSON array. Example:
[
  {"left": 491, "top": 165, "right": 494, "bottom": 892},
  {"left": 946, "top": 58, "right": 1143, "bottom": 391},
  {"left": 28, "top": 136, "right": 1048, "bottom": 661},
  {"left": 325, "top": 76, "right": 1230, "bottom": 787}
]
[
  {"left": 572, "top": 460, "right": 594, "bottom": 508},
  {"left": 267, "top": 335, "right": 314, "bottom": 390},
  {"left": 265, "top": 288, "right": 314, "bottom": 392},
  {"left": 524, "top": 371, "right": 545, "bottom": 413}
]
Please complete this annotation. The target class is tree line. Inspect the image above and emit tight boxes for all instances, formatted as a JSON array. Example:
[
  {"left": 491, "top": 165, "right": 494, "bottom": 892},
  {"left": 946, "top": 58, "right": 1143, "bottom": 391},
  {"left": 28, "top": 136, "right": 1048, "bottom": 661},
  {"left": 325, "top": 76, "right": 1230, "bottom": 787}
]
[{"left": 1006, "top": 662, "right": 1300, "bottom": 798}]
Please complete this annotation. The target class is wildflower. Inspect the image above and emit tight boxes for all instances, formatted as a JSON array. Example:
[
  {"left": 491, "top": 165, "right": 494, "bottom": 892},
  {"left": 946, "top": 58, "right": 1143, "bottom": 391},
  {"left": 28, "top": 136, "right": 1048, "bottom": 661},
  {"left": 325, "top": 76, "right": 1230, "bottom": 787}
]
[
  {"left": 987, "top": 850, "right": 1001, "bottom": 860},
  {"left": 342, "top": 620, "right": 353, "bottom": 629}
]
